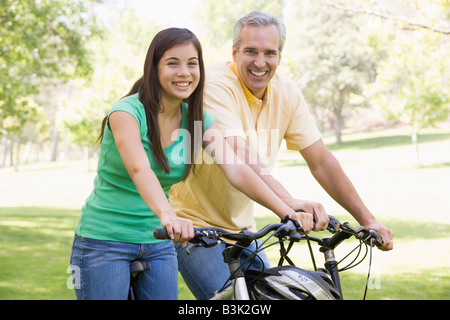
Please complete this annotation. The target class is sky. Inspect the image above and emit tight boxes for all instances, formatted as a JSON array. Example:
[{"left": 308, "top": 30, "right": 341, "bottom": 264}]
[{"left": 128, "top": 0, "right": 202, "bottom": 33}]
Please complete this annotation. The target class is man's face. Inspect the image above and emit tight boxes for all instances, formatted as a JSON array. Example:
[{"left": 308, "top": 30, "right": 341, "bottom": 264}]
[{"left": 232, "top": 25, "right": 282, "bottom": 100}]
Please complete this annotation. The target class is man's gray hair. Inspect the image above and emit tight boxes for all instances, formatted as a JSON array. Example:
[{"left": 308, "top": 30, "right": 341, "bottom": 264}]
[{"left": 233, "top": 11, "right": 286, "bottom": 53}]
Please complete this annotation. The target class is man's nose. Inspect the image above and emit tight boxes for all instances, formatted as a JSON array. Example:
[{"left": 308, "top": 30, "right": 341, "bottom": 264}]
[{"left": 254, "top": 53, "right": 266, "bottom": 69}]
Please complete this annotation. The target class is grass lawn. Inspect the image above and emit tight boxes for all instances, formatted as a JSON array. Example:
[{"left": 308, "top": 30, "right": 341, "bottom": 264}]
[{"left": 0, "top": 127, "right": 449, "bottom": 300}]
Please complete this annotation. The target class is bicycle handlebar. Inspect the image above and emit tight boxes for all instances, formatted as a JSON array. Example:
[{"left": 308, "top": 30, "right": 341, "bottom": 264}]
[
  {"left": 153, "top": 222, "right": 287, "bottom": 243},
  {"left": 153, "top": 215, "right": 383, "bottom": 248}
]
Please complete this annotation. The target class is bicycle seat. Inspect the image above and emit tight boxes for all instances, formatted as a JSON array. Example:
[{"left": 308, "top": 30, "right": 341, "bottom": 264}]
[{"left": 130, "top": 260, "right": 151, "bottom": 277}]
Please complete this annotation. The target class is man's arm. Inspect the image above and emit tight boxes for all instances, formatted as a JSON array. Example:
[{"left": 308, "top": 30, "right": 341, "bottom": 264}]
[
  {"left": 300, "top": 139, "right": 394, "bottom": 251},
  {"left": 225, "top": 135, "right": 330, "bottom": 230}
]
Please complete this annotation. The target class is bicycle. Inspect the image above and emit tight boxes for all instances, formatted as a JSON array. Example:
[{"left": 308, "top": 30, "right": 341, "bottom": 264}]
[
  {"left": 154, "top": 215, "right": 383, "bottom": 300},
  {"left": 128, "top": 259, "right": 151, "bottom": 300}
]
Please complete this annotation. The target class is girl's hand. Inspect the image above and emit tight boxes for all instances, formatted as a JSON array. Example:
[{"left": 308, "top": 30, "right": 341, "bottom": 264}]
[{"left": 161, "top": 215, "right": 194, "bottom": 246}]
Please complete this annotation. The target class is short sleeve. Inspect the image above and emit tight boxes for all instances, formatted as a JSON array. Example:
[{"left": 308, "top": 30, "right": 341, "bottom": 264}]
[
  {"left": 203, "top": 109, "right": 215, "bottom": 131},
  {"left": 203, "top": 82, "right": 247, "bottom": 139},
  {"left": 284, "top": 91, "right": 322, "bottom": 151},
  {"left": 107, "top": 94, "right": 146, "bottom": 135}
]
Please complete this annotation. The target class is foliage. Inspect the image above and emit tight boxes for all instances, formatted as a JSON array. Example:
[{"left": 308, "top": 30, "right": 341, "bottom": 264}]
[
  {"left": 196, "top": 0, "right": 283, "bottom": 47},
  {"left": 368, "top": 30, "right": 449, "bottom": 163},
  {"left": 195, "top": 0, "right": 283, "bottom": 64},
  {"left": 0, "top": 0, "right": 101, "bottom": 137},
  {"left": 323, "top": 0, "right": 450, "bottom": 35},
  {"left": 282, "top": 0, "right": 379, "bottom": 143},
  {"left": 370, "top": 33, "right": 449, "bottom": 127},
  {"left": 1, "top": 0, "right": 449, "bottom": 166},
  {"left": 62, "top": 8, "right": 160, "bottom": 152}
]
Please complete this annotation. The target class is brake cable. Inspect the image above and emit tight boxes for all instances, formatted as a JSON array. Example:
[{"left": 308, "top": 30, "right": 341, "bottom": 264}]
[{"left": 363, "top": 237, "right": 375, "bottom": 300}]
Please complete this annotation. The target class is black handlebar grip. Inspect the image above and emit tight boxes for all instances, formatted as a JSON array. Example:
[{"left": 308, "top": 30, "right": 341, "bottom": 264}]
[{"left": 153, "top": 227, "right": 170, "bottom": 240}]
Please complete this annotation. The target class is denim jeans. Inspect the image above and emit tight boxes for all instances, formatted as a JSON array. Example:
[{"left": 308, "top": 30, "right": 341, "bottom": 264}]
[
  {"left": 176, "top": 240, "right": 270, "bottom": 300},
  {"left": 70, "top": 235, "right": 178, "bottom": 300}
]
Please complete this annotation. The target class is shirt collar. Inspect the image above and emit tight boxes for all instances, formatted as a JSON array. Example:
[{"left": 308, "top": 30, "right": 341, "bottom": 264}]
[{"left": 229, "top": 62, "right": 270, "bottom": 105}]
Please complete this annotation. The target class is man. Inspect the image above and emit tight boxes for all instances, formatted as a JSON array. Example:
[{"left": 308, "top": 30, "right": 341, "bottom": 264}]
[{"left": 169, "top": 11, "right": 393, "bottom": 300}]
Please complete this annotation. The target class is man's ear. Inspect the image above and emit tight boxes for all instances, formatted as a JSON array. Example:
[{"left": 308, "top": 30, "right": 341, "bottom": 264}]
[{"left": 232, "top": 45, "right": 237, "bottom": 62}]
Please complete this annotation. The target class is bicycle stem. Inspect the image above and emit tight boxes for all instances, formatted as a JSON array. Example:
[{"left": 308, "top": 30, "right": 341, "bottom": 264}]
[
  {"left": 318, "top": 226, "right": 356, "bottom": 300},
  {"left": 321, "top": 247, "right": 344, "bottom": 299},
  {"left": 222, "top": 245, "right": 251, "bottom": 300}
]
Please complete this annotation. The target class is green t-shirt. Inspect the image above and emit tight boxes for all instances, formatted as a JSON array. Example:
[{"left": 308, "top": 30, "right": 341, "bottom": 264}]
[{"left": 75, "top": 93, "right": 215, "bottom": 244}]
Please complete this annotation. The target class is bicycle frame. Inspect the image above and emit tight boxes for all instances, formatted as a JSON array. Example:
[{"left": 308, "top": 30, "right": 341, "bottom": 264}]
[
  {"left": 128, "top": 259, "right": 151, "bottom": 300},
  {"left": 210, "top": 232, "right": 254, "bottom": 300},
  {"left": 210, "top": 238, "right": 346, "bottom": 300},
  {"left": 211, "top": 222, "right": 379, "bottom": 300}
]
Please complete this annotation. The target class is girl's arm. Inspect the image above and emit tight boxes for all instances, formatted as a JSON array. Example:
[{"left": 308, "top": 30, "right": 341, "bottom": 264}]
[
  {"left": 109, "top": 111, "right": 193, "bottom": 243},
  {"left": 203, "top": 122, "right": 314, "bottom": 232}
]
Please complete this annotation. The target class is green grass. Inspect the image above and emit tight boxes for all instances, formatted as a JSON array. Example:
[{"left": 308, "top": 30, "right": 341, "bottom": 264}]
[
  {"left": 0, "top": 206, "right": 196, "bottom": 300},
  {"left": 325, "top": 131, "right": 450, "bottom": 152},
  {"left": 1, "top": 127, "right": 449, "bottom": 300},
  {"left": 0, "top": 207, "right": 78, "bottom": 300},
  {"left": 0, "top": 208, "right": 448, "bottom": 300}
]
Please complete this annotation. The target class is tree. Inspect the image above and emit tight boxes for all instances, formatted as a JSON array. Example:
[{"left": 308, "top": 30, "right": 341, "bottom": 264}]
[
  {"left": 368, "top": 31, "right": 449, "bottom": 165},
  {"left": 195, "top": 0, "right": 283, "bottom": 64},
  {"left": 323, "top": 0, "right": 450, "bottom": 35},
  {"left": 62, "top": 7, "right": 160, "bottom": 169},
  {"left": 0, "top": 0, "right": 101, "bottom": 166},
  {"left": 283, "top": 0, "right": 379, "bottom": 143}
]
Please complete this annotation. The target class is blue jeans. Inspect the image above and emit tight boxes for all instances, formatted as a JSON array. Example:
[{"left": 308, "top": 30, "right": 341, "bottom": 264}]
[
  {"left": 70, "top": 235, "right": 178, "bottom": 300},
  {"left": 176, "top": 240, "right": 270, "bottom": 300}
]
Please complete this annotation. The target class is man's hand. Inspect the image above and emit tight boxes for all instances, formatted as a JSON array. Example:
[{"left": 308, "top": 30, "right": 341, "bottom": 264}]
[
  {"left": 287, "top": 210, "right": 314, "bottom": 234},
  {"left": 365, "top": 221, "right": 394, "bottom": 251}
]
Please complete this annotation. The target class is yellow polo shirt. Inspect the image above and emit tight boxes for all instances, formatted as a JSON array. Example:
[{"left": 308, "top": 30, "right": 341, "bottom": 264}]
[{"left": 169, "top": 62, "right": 321, "bottom": 232}]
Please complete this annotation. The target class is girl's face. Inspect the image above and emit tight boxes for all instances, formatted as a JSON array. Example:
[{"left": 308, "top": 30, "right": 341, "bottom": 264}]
[{"left": 158, "top": 42, "right": 200, "bottom": 107}]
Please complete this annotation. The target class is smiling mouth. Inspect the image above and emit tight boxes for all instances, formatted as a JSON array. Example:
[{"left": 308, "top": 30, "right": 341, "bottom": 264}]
[
  {"left": 249, "top": 70, "right": 268, "bottom": 77},
  {"left": 173, "top": 81, "right": 191, "bottom": 88}
]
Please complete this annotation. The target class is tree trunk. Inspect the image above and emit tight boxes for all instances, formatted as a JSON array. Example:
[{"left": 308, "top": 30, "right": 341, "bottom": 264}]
[
  {"left": 333, "top": 89, "right": 347, "bottom": 145},
  {"left": 333, "top": 103, "right": 345, "bottom": 145},
  {"left": 50, "top": 127, "right": 59, "bottom": 162},
  {"left": 411, "top": 128, "right": 421, "bottom": 166},
  {"left": 14, "top": 141, "right": 20, "bottom": 171},
  {"left": 21, "top": 141, "right": 32, "bottom": 164},
  {"left": 1, "top": 136, "right": 9, "bottom": 168}
]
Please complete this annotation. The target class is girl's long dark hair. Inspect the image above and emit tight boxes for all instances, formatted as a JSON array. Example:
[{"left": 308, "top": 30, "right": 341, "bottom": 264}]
[{"left": 98, "top": 28, "right": 205, "bottom": 180}]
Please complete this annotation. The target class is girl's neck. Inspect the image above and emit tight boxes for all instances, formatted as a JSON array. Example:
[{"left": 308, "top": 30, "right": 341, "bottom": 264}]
[{"left": 159, "top": 96, "right": 183, "bottom": 120}]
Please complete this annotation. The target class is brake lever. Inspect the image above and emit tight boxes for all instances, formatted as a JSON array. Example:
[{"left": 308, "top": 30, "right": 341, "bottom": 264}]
[
  {"left": 355, "top": 226, "right": 384, "bottom": 248},
  {"left": 275, "top": 219, "right": 302, "bottom": 240},
  {"left": 327, "top": 215, "right": 341, "bottom": 233},
  {"left": 185, "top": 237, "right": 222, "bottom": 255},
  {"left": 368, "top": 229, "right": 384, "bottom": 247},
  {"left": 185, "top": 230, "right": 222, "bottom": 255},
  {"left": 185, "top": 243, "right": 198, "bottom": 255}
]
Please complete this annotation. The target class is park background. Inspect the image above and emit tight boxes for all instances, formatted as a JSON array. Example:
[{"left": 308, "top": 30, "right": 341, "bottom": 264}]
[{"left": 0, "top": 0, "right": 449, "bottom": 299}]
